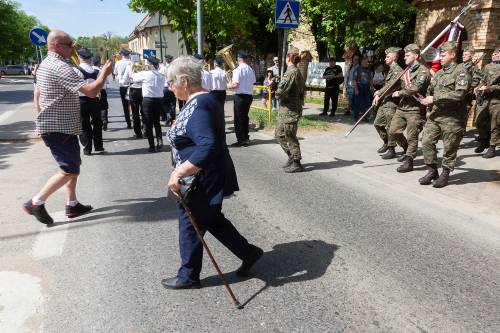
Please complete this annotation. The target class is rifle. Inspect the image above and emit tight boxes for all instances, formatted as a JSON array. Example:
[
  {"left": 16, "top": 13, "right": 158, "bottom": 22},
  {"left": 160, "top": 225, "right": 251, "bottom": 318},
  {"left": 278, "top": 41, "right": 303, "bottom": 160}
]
[
  {"left": 477, "top": 76, "right": 500, "bottom": 106},
  {"left": 344, "top": 69, "right": 407, "bottom": 137}
]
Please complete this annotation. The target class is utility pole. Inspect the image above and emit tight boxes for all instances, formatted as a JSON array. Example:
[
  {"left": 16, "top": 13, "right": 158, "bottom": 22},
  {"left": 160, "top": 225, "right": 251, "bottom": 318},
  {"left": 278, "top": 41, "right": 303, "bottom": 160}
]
[
  {"left": 197, "top": 0, "right": 203, "bottom": 56},
  {"left": 158, "top": 12, "right": 163, "bottom": 59}
]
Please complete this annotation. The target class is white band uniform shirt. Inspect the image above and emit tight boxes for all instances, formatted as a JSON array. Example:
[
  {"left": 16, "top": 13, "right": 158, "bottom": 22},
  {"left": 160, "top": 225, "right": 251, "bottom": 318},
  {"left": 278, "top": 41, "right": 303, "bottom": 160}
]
[
  {"left": 158, "top": 64, "right": 170, "bottom": 87},
  {"left": 74, "top": 63, "right": 97, "bottom": 97},
  {"left": 35, "top": 51, "right": 85, "bottom": 135},
  {"left": 232, "top": 63, "right": 256, "bottom": 95},
  {"left": 131, "top": 70, "right": 165, "bottom": 98},
  {"left": 201, "top": 69, "right": 213, "bottom": 91},
  {"left": 210, "top": 67, "right": 227, "bottom": 91},
  {"left": 126, "top": 64, "right": 143, "bottom": 89},
  {"left": 114, "top": 58, "right": 132, "bottom": 86}
]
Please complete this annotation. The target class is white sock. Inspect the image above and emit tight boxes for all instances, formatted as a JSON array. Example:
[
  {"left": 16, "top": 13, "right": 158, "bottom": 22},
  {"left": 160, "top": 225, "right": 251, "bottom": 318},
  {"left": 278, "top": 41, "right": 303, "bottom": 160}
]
[
  {"left": 67, "top": 200, "right": 78, "bottom": 207},
  {"left": 32, "top": 197, "right": 45, "bottom": 206}
]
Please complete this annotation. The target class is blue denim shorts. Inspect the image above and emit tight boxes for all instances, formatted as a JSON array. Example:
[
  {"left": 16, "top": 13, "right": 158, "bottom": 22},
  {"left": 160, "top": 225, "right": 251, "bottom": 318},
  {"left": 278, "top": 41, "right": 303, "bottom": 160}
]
[{"left": 41, "top": 132, "right": 81, "bottom": 175}]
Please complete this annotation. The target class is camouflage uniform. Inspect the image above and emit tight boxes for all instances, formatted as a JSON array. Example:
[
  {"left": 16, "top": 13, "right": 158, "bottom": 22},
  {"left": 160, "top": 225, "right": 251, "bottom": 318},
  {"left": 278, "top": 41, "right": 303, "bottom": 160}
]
[
  {"left": 374, "top": 48, "right": 404, "bottom": 145},
  {"left": 275, "top": 63, "right": 304, "bottom": 161},
  {"left": 387, "top": 53, "right": 431, "bottom": 159},
  {"left": 458, "top": 59, "right": 482, "bottom": 124},
  {"left": 422, "top": 62, "right": 470, "bottom": 170},
  {"left": 475, "top": 61, "right": 500, "bottom": 147}
]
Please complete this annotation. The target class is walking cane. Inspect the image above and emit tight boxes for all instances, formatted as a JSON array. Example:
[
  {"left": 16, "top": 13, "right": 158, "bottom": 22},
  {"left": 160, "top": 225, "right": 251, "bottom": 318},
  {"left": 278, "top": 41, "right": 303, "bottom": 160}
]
[{"left": 176, "top": 194, "right": 244, "bottom": 309}]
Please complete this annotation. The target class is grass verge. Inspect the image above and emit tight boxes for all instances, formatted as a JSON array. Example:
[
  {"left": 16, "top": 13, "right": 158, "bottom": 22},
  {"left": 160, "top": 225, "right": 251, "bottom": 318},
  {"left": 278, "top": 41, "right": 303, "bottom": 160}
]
[{"left": 249, "top": 110, "right": 332, "bottom": 131}]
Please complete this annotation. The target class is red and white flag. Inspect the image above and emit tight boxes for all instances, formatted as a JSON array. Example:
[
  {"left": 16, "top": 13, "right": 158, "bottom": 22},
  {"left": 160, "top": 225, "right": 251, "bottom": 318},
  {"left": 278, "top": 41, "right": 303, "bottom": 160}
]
[{"left": 422, "top": 21, "right": 464, "bottom": 72}]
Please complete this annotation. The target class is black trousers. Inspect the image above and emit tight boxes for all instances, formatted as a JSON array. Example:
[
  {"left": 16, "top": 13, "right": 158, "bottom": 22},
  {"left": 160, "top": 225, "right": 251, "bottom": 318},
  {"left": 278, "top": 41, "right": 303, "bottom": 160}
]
[
  {"left": 79, "top": 97, "right": 103, "bottom": 152},
  {"left": 129, "top": 87, "right": 143, "bottom": 137},
  {"left": 119, "top": 86, "right": 131, "bottom": 127},
  {"left": 162, "top": 87, "right": 177, "bottom": 120},
  {"left": 142, "top": 97, "right": 162, "bottom": 148},
  {"left": 324, "top": 87, "right": 339, "bottom": 114},
  {"left": 211, "top": 90, "right": 226, "bottom": 107},
  {"left": 99, "top": 89, "right": 108, "bottom": 126},
  {"left": 233, "top": 93, "right": 253, "bottom": 142}
]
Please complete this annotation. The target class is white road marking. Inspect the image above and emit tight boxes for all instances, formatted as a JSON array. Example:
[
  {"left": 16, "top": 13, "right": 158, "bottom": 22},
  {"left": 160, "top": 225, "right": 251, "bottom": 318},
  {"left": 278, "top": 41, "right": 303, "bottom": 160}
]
[
  {"left": 0, "top": 111, "right": 15, "bottom": 124},
  {"left": 32, "top": 211, "right": 69, "bottom": 259},
  {"left": 0, "top": 271, "right": 43, "bottom": 333}
]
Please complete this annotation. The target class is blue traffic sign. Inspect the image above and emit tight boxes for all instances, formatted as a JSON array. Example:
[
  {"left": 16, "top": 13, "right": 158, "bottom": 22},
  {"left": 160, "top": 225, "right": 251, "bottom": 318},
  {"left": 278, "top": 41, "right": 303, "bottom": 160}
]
[
  {"left": 29, "top": 28, "right": 48, "bottom": 46},
  {"left": 275, "top": 1, "right": 300, "bottom": 29},
  {"left": 143, "top": 49, "right": 157, "bottom": 59}
]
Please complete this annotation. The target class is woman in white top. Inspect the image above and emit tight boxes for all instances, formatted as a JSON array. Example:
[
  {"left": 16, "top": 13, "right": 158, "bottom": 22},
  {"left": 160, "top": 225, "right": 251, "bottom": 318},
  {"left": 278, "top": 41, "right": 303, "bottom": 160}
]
[{"left": 131, "top": 57, "right": 166, "bottom": 152}]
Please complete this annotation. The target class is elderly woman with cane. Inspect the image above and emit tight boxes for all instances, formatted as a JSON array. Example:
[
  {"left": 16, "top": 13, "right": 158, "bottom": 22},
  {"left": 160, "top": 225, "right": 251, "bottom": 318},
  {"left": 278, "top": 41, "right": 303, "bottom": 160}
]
[{"left": 163, "top": 56, "right": 263, "bottom": 291}]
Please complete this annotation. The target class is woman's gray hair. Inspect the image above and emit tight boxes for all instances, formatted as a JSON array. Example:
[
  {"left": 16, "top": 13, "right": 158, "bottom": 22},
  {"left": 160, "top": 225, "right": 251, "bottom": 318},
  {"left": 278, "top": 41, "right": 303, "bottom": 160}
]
[{"left": 167, "top": 56, "right": 203, "bottom": 87}]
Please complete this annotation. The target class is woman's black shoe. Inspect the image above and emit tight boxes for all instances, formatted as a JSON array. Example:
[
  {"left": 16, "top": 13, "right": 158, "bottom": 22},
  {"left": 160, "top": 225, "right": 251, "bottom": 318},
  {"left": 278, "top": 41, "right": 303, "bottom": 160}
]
[
  {"left": 65, "top": 203, "right": 93, "bottom": 218},
  {"left": 161, "top": 277, "right": 201, "bottom": 289},
  {"left": 22, "top": 200, "right": 54, "bottom": 225},
  {"left": 148, "top": 147, "right": 156, "bottom": 153}
]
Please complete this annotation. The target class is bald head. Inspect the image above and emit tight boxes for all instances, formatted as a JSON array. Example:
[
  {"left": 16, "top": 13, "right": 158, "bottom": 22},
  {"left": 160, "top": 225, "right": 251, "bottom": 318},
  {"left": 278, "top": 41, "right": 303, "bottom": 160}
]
[{"left": 47, "top": 29, "right": 73, "bottom": 58}]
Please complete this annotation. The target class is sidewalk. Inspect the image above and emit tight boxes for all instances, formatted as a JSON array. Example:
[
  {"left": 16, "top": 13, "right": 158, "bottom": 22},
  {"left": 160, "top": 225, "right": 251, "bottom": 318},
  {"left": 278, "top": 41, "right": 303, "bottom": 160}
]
[{"left": 235, "top": 99, "right": 500, "bottom": 224}]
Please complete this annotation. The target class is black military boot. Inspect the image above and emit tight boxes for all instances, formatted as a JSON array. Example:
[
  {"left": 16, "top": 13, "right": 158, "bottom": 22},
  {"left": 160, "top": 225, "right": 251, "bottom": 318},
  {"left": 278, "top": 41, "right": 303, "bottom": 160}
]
[
  {"left": 397, "top": 154, "right": 408, "bottom": 162},
  {"left": 433, "top": 167, "right": 450, "bottom": 188},
  {"left": 282, "top": 156, "right": 293, "bottom": 168},
  {"left": 396, "top": 156, "right": 413, "bottom": 173},
  {"left": 474, "top": 141, "right": 489, "bottom": 154},
  {"left": 377, "top": 142, "right": 388, "bottom": 153},
  {"left": 381, "top": 147, "right": 396, "bottom": 159},
  {"left": 285, "top": 160, "right": 305, "bottom": 173},
  {"left": 418, "top": 164, "right": 438, "bottom": 185},
  {"left": 482, "top": 145, "right": 496, "bottom": 159}
]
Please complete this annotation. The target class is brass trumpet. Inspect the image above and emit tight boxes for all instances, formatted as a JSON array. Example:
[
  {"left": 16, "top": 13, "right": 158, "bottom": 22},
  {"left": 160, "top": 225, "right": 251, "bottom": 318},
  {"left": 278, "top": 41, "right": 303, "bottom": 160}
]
[
  {"left": 216, "top": 44, "right": 236, "bottom": 83},
  {"left": 70, "top": 46, "right": 80, "bottom": 66}
]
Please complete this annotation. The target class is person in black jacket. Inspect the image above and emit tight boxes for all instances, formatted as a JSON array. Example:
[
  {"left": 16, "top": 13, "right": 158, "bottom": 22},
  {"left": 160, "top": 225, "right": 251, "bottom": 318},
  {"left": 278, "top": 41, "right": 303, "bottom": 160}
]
[{"left": 321, "top": 57, "right": 344, "bottom": 116}]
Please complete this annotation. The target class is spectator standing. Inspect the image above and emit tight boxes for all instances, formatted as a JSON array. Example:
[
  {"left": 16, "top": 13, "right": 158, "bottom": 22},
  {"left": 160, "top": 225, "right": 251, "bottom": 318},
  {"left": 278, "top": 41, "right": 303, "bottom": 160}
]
[
  {"left": 262, "top": 69, "right": 278, "bottom": 110},
  {"left": 346, "top": 54, "right": 361, "bottom": 115},
  {"left": 23, "top": 29, "right": 111, "bottom": 225},
  {"left": 352, "top": 56, "right": 373, "bottom": 122},
  {"left": 321, "top": 57, "right": 343, "bottom": 116}
]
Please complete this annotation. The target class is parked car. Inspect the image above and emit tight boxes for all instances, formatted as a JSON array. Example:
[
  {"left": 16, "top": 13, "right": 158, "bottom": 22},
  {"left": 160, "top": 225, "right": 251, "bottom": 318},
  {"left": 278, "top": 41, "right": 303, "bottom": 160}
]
[{"left": 0, "top": 65, "right": 27, "bottom": 75}]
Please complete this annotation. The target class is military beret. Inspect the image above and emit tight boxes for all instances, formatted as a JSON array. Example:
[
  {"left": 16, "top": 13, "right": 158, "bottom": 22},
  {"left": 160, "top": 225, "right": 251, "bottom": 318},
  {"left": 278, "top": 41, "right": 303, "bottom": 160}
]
[
  {"left": 463, "top": 46, "right": 475, "bottom": 53},
  {"left": 119, "top": 48, "right": 130, "bottom": 56},
  {"left": 237, "top": 50, "right": 248, "bottom": 59},
  {"left": 146, "top": 56, "right": 160, "bottom": 65},
  {"left": 404, "top": 43, "right": 420, "bottom": 54},
  {"left": 77, "top": 48, "right": 93, "bottom": 60},
  {"left": 287, "top": 46, "right": 300, "bottom": 56},
  {"left": 438, "top": 41, "right": 458, "bottom": 52},
  {"left": 164, "top": 54, "right": 173, "bottom": 60},
  {"left": 385, "top": 47, "right": 402, "bottom": 54}
]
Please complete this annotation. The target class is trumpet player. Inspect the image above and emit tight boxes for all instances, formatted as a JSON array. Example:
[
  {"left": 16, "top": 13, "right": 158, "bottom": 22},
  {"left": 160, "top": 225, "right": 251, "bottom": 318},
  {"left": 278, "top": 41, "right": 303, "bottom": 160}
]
[
  {"left": 126, "top": 60, "right": 145, "bottom": 138},
  {"left": 210, "top": 58, "right": 227, "bottom": 107}
]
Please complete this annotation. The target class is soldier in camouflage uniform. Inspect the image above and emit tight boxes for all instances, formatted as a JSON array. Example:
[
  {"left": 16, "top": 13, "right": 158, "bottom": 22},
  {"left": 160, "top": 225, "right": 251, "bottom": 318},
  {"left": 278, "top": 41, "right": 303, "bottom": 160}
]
[
  {"left": 419, "top": 41, "right": 471, "bottom": 188},
  {"left": 459, "top": 47, "right": 482, "bottom": 125},
  {"left": 475, "top": 46, "right": 500, "bottom": 158},
  {"left": 275, "top": 47, "right": 305, "bottom": 173},
  {"left": 372, "top": 47, "right": 405, "bottom": 154},
  {"left": 382, "top": 44, "right": 431, "bottom": 173}
]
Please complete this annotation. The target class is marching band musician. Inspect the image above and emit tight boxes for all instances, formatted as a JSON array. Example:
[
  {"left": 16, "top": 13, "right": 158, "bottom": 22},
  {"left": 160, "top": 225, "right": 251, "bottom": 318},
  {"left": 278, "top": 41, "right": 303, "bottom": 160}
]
[
  {"left": 92, "top": 56, "right": 109, "bottom": 132},
  {"left": 210, "top": 58, "right": 227, "bottom": 107},
  {"left": 131, "top": 56, "right": 165, "bottom": 152},
  {"left": 193, "top": 53, "right": 213, "bottom": 91},
  {"left": 159, "top": 54, "right": 177, "bottom": 125},
  {"left": 126, "top": 60, "right": 145, "bottom": 138},
  {"left": 74, "top": 48, "right": 104, "bottom": 155},
  {"left": 114, "top": 48, "right": 133, "bottom": 129}
]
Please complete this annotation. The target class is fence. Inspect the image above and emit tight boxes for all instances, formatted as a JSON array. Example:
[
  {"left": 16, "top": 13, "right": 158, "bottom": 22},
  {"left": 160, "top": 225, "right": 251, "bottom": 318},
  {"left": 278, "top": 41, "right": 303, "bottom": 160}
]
[{"left": 250, "top": 84, "right": 273, "bottom": 124}]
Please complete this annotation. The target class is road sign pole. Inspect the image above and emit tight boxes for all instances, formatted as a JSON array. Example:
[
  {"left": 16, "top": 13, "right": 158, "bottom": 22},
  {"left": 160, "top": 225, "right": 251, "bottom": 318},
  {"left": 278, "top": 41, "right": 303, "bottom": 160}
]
[
  {"left": 197, "top": 0, "right": 203, "bottom": 56},
  {"left": 280, "top": 29, "right": 288, "bottom": 78},
  {"left": 34, "top": 46, "right": 40, "bottom": 63}
]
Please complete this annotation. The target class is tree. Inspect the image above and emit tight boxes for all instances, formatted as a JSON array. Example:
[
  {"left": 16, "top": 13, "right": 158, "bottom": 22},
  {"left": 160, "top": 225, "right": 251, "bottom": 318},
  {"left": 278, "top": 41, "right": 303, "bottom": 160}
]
[{"left": 74, "top": 35, "right": 128, "bottom": 60}]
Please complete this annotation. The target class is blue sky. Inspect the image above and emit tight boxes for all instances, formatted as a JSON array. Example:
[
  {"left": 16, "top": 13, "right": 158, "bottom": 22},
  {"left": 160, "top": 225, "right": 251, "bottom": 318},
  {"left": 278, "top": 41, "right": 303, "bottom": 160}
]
[{"left": 18, "top": 0, "right": 146, "bottom": 38}]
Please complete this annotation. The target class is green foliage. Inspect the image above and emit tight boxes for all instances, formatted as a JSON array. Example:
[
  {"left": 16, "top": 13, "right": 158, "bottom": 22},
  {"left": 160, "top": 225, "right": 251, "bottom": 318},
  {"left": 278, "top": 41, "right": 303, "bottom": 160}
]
[
  {"left": 0, "top": 0, "right": 46, "bottom": 63},
  {"left": 74, "top": 34, "right": 128, "bottom": 60},
  {"left": 249, "top": 110, "right": 330, "bottom": 130}
]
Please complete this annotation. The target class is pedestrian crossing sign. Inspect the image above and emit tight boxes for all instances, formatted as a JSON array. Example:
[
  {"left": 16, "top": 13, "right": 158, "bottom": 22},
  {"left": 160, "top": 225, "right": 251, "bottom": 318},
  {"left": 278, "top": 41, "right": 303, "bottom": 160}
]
[{"left": 275, "top": 1, "right": 300, "bottom": 29}]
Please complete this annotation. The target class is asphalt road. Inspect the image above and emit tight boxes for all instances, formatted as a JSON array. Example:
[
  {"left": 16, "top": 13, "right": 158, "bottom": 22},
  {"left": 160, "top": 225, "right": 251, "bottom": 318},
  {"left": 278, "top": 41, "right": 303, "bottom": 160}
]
[{"left": 1, "top": 81, "right": 499, "bottom": 332}]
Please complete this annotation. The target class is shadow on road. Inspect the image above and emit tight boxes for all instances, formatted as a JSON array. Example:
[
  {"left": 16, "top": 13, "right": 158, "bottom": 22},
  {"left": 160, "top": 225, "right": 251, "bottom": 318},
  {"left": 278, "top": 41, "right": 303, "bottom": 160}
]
[
  {"left": 0, "top": 90, "right": 34, "bottom": 104},
  {"left": 0, "top": 141, "right": 32, "bottom": 170},
  {"left": 450, "top": 167, "right": 500, "bottom": 185},
  {"left": 302, "top": 157, "right": 364, "bottom": 171},
  {"left": 201, "top": 240, "right": 338, "bottom": 307}
]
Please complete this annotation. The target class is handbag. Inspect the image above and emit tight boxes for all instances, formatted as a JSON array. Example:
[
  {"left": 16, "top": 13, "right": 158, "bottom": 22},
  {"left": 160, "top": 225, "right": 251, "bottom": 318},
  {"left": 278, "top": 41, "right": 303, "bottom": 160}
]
[{"left": 178, "top": 173, "right": 200, "bottom": 203}]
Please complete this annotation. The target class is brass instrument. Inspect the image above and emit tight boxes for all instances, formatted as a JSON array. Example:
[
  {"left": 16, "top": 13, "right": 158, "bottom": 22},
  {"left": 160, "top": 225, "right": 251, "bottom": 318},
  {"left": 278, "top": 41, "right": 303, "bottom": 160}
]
[
  {"left": 70, "top": 46, "right": 80, "bottom": 67},
  {"left": 216, "top": 44, "right": 236, "bottom": 83}
]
